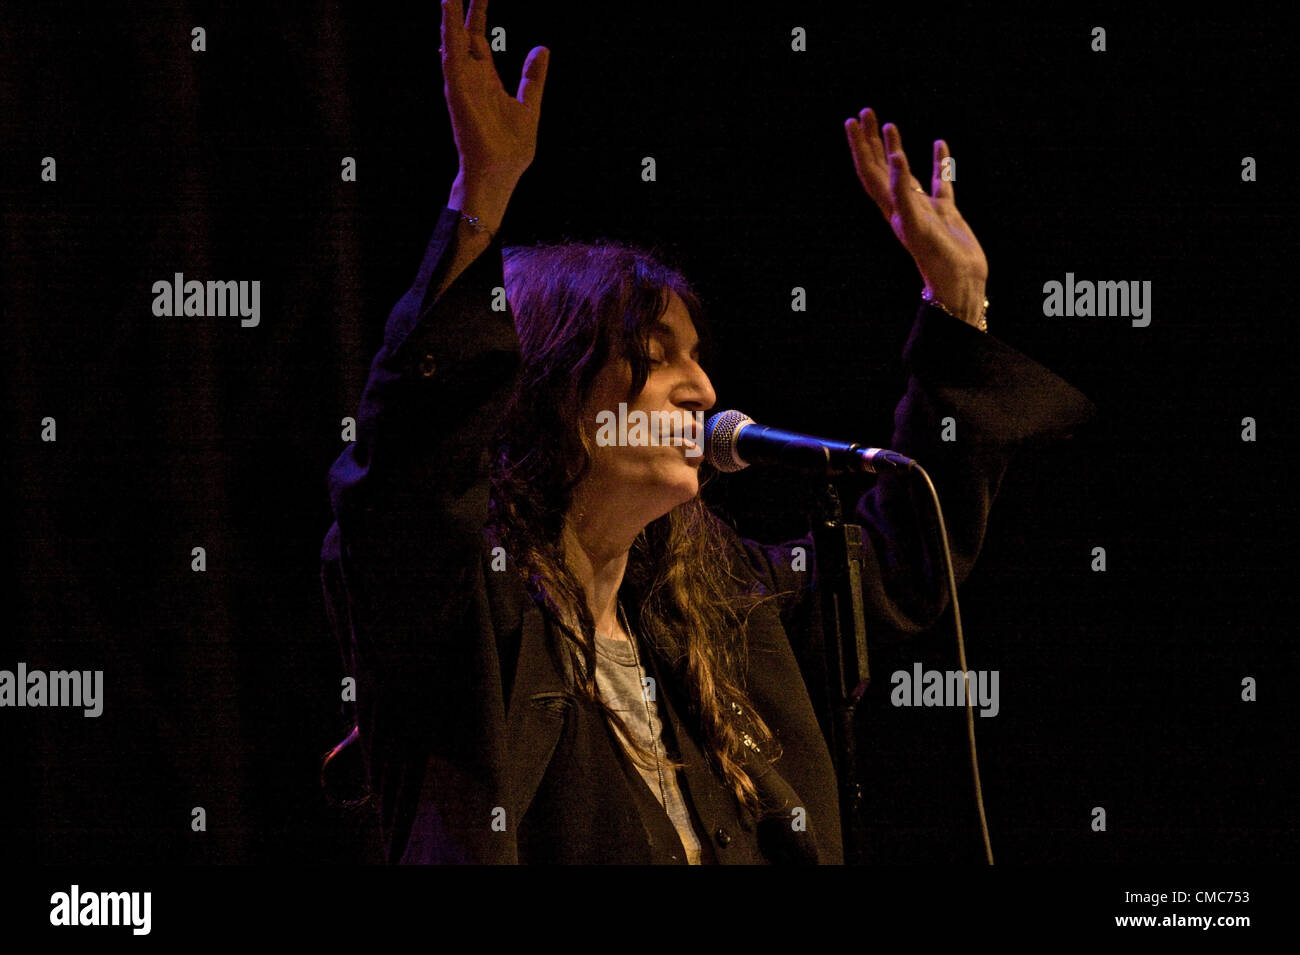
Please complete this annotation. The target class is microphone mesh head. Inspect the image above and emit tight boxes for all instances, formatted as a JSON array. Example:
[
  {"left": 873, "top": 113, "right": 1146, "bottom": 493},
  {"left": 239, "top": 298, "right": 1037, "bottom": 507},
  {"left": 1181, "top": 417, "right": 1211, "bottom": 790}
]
[{"left": 704, "top": 410, "right": 753, "bottom": 472}]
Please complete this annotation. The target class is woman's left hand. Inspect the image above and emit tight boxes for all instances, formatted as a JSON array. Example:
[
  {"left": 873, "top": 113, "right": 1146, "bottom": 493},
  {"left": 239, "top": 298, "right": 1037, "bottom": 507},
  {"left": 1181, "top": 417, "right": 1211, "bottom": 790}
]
[{"left": 845, "top": 107, "right": 988, "bottom": 327}]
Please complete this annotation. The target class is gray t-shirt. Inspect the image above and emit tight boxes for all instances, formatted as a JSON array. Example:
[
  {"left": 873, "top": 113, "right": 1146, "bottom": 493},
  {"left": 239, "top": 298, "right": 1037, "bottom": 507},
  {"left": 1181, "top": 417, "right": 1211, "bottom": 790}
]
[{"left": 594, "top": 632, "right": 704, "bottom": 864}]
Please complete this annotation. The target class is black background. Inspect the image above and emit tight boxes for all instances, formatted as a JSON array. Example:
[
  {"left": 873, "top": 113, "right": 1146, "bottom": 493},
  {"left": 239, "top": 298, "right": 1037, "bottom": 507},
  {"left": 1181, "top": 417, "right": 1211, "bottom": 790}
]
[{"left": 4, "top": 1, "right": 1295, "bottom": 869}]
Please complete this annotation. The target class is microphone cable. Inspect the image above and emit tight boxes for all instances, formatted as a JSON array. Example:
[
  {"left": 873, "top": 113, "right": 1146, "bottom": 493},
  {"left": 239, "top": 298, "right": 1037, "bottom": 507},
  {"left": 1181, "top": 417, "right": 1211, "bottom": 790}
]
[{"left": 913, "top": 462, "right": 995, "bottom": 865}]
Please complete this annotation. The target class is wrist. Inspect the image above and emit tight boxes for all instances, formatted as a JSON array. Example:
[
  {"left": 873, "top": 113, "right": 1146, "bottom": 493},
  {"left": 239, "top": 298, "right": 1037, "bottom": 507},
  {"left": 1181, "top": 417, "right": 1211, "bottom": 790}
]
[
  {"left": 925, "top": 278, "right": 982, "bottom": 330},
  {"left": 922, "top": 282, "right": 989, "bottom": 332},
  {"left": 448, "top": 171, "right": 517, "bottom": 236}
]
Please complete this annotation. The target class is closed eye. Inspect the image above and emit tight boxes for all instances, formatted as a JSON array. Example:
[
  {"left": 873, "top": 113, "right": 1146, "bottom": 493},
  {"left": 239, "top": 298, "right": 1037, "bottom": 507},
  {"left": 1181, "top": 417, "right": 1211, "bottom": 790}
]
[{"left": 648, "top": 321, "right": 700, "bottom": 365}]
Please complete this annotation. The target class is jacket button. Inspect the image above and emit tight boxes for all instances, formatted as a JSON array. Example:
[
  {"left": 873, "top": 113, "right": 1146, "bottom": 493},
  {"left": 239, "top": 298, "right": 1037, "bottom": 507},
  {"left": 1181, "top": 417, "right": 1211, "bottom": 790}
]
[
  {"left": 418, "top": 353, "right": 437, "bottom": 378},
  {"left": 713, "top": 827, "right": 731, "bottom": 847}
]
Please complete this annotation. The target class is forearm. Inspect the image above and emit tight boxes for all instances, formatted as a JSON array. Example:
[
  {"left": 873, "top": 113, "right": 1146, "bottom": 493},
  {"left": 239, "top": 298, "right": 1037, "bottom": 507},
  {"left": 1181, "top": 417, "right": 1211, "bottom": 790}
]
[
  {"left": 329, "top": 198, "right": 519, "bottom": 541},
  {"left": 434, "top": 172, "right": 517, "bottom": 302},
  {"left": 853, "top": 303, "right": 1097, "bottom": 635}
]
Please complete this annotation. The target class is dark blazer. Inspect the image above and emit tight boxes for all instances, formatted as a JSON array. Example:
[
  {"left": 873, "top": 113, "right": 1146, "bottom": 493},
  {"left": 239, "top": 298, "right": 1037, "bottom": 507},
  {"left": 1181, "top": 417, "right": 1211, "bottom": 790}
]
[{"left": 320, "top": 206, "right": 1097, "bottom": 864}]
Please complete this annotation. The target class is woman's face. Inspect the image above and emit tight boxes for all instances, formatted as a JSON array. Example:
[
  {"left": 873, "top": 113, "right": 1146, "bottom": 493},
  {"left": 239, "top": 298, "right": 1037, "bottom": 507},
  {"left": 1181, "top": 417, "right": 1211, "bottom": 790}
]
[{"left": 578, "top": 290, "right": 717, "bottom": 523}]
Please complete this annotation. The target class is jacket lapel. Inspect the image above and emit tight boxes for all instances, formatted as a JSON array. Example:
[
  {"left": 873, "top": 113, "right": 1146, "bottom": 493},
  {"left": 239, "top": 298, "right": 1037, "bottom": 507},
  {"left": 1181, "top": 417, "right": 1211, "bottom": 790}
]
[{"left": 503, "top": 600, "right": 572, "bottom": 825}]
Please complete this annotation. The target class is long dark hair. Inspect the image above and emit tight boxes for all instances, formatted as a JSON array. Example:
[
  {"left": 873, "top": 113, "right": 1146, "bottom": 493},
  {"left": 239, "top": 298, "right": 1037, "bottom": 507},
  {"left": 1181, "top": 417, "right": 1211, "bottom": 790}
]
[
  {"left": 487, "top": 239, "right": 783, "bottom": 820},
  {"left": 324, "top": 239, "right": 788, "bottom": 823}
]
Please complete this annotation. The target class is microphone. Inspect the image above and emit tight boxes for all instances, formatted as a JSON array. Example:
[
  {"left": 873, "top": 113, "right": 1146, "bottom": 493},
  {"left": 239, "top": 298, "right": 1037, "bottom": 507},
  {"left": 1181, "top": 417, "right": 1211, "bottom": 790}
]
[{"left": 703, "top": 410, "right": 916, "bottom": 476}]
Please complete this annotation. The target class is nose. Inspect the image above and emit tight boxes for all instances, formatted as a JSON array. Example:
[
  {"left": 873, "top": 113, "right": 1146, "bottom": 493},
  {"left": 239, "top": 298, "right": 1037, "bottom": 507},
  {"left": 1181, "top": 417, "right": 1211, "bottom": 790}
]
[{"left": 676, "top": 360, "right": 716, "bottom": 414}]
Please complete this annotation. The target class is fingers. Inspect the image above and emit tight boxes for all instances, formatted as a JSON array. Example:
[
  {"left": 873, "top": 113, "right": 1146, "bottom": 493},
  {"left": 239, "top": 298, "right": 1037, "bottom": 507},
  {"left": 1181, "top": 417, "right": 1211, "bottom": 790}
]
[
  {"left": 845, "top": 107, "right": 890, "bottom": 218},
  {"left": 856, "top": 107, "right": 886, "bottom": 169},
  {"left": 466, "top": 0, "right": 491, "bottom": 60},
  {"left": 844, "top": 119, "right": 869, "bottom": 183},
  {"left": 441, "top": 0, "right": 465, "bottom": 61},
  {"left": 441, "top": 0, "right": 490, "bottom": 62},
  {"left": 517, "top": 46, "right": 550, "bottom": 108},
  {"left": 884, "top": 122, "right": 927, "bottom": 195},
  {"left": 883, "top": 122, "right": 923, "bottom": 233},
  {"left": 847, "top": 109, "right": 945, "bottom": 230},
  {"left": 932, "top": 139, "right": 954, "bottom": 202},
  {"left": 466, "top": 0, "right": 488, "bottom": 34}
]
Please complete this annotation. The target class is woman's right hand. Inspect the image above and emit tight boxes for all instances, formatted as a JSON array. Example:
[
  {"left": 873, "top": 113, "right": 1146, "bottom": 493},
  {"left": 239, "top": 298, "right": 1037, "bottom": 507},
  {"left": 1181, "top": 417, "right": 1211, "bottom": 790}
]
[{"left": 441, "top": 0, "right": 549, "bottom": 202}]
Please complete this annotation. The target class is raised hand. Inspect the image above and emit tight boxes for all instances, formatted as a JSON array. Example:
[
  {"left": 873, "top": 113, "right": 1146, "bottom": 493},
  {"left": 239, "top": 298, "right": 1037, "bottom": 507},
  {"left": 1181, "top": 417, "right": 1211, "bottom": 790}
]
[
  {"left": 441, "top": 0, "right": 549, "bottom": 230},
  {"left": 845, "top": 107, "right": 988, "bottom": 327}
]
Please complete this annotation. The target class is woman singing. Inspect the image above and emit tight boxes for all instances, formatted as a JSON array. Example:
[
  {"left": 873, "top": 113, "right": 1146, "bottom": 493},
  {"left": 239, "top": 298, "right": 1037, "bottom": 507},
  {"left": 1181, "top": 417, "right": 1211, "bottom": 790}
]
[{"left": 320, "top": 0, "right": 1094, "bottom": 864}]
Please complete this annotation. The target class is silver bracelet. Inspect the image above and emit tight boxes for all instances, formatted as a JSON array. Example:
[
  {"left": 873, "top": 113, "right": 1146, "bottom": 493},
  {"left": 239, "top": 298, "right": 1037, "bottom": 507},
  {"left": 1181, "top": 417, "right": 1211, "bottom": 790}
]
[
  {"left": 922, "top": 286, "right": 988, "bottom": 332},
  {"left": 458, "top": 211, "right": 495, "bottom": 241}
]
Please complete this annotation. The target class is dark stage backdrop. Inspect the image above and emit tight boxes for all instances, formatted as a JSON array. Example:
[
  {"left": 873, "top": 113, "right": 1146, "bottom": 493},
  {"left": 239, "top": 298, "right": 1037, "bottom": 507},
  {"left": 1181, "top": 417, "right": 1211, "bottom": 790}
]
[{"left": 4, "top": 2, "right": 1295, "bottom": 870}]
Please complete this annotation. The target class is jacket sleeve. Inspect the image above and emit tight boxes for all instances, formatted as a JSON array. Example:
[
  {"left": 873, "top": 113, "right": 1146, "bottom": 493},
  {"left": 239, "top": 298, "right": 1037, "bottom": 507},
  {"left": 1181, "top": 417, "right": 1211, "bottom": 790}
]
[
  {"left": 736, "top": 302, "right": 1098, "bottom": 641},
  {"left": 321, "top": 207, "right": 520, "bottom": 816}
]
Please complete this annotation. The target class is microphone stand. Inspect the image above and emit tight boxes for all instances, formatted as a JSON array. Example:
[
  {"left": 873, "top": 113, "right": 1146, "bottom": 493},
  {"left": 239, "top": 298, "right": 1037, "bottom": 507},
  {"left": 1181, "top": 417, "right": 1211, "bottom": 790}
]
[{"left": 812, "top": 483, "right": 871, "bottom": 865}]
